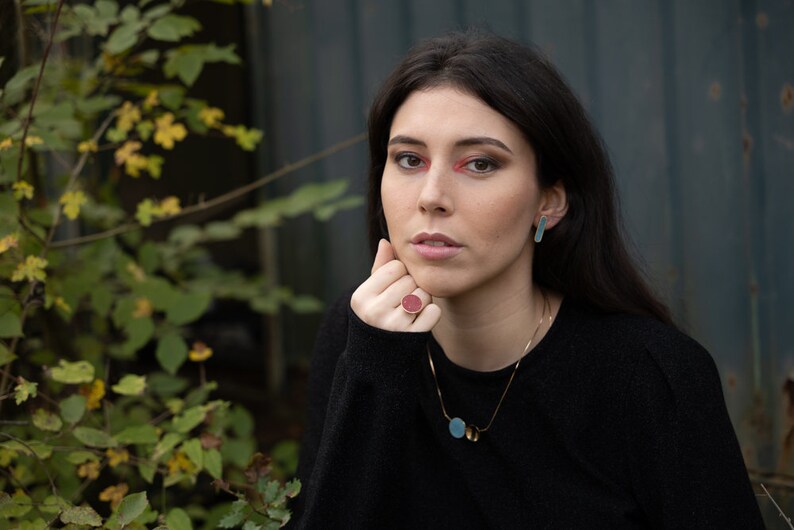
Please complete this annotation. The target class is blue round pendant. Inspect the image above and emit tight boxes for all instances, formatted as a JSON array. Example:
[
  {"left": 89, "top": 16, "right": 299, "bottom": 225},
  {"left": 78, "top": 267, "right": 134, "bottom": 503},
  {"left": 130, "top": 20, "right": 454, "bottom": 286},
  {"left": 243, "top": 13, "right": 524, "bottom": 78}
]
[{"left": 449, "top": 417, "right": 466, "bottom": 439}]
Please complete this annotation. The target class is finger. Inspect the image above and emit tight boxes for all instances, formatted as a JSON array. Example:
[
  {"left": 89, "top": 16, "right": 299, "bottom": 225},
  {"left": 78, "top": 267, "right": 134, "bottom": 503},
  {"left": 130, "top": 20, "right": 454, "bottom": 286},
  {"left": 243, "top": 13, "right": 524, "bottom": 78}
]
[
  {"left": 410, "top": 303, "right": 442, "bottom": 331},
  {"left": 371, "top": 238, "right": 396, "bottom": 274},
  {"left": 380, "top": 275, "right": 418, "bottom": 308}
]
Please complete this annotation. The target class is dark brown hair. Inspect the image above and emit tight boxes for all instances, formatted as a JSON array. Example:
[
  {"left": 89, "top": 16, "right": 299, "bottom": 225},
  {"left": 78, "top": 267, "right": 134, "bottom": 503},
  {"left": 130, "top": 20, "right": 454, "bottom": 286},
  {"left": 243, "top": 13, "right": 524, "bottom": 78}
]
[{"left": 367, "top": 30, "right": 672, "bottom": 325}]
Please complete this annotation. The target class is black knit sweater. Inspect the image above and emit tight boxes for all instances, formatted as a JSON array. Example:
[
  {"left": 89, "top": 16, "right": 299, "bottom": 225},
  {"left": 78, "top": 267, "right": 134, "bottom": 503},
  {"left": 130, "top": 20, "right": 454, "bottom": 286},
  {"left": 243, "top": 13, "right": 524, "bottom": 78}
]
[{"left": 292, "top": 293, "right": 764, "bottom": 529}]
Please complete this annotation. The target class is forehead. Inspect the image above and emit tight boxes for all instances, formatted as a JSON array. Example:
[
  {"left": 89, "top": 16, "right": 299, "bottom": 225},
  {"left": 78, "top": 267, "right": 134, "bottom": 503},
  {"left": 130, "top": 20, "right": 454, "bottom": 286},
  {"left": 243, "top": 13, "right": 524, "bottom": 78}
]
[{"left": 389, "top": 86, "right": 525, "bottom": 144}]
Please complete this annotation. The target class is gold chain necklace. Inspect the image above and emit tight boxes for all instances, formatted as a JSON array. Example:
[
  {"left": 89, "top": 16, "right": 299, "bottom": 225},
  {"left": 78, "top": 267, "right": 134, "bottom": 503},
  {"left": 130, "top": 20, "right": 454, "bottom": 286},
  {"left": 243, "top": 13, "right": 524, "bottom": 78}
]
[{"left": 427, "top": 291, "right": 550, "bottom": 442}]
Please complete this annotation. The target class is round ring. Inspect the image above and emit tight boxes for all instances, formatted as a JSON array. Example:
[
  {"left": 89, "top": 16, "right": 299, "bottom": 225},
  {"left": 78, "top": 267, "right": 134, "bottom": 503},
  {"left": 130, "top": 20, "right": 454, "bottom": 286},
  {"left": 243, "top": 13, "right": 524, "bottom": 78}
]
[{"left": 401, "top": 293, "right": 423, "bottom": 314}]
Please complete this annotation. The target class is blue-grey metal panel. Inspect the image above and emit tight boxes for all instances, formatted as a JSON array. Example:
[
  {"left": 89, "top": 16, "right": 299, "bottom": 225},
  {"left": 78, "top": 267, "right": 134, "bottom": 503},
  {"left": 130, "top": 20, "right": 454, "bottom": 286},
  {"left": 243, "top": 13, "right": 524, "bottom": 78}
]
[{"left": 256, "top": 0, "right": 793, "bottom": 517}]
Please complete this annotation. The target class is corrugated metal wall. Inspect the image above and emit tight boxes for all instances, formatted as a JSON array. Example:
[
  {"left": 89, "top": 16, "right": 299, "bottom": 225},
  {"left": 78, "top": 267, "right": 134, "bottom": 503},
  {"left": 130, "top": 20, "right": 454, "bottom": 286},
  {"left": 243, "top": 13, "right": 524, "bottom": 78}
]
[{"left": 247, "top": 0, "right": 793, "bottom": 518}]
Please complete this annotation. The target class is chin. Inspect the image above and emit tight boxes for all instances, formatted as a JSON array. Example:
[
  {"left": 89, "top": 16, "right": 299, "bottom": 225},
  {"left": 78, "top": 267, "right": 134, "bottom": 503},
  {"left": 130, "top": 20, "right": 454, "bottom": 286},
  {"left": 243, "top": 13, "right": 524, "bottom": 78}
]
[{"left": 409, "top": 269, "right": 465, "bottom": 299}]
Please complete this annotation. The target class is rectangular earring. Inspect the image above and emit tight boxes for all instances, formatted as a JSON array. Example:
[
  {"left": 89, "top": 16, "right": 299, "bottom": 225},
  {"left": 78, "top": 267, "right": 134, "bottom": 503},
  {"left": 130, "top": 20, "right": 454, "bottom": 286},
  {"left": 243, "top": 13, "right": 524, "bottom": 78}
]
[{"left": 534, "top": 215, "right": 547, "bottom": 243}]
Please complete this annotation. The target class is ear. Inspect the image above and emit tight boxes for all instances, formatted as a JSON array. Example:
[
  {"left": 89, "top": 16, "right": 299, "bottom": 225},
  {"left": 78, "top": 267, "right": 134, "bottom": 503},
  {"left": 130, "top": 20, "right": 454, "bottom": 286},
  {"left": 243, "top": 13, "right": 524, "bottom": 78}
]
[{"left": 534, "top": 181, "right": 568, "bottom": 229}]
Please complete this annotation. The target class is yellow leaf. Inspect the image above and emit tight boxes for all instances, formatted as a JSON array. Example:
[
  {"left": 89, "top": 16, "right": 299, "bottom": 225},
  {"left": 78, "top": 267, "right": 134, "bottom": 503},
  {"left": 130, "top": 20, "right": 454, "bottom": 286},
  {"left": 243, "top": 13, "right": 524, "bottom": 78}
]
[
  {"left": 54, "top": 296, "right": 72, "bottom": 314},
  {"left": 116, "top": 102, "right": 141, "bottom": 133},
  {"left": 99, "top": 483, "right": 128, "bottom": 509},
  {"left": 143, "top": 90, "right": 159, "bottom": 110},
  {"left": 77, "top": 140, "right": 98, "bottom": 153},
  {"left": 24, "top": 136, "right": 43, "bottom": 147},
  {"left": 12, "top": 181, "right": 34, "bottom": 200},
  {"left": 263, "top": 0, "right": 272, "bottom": 6},
  {"left": 147, "top": 155, "right": 164, "bottom": 178},
  {"left": 188, "top": 341, "right": 213, "bottom": 362},
  {"left": 77, "top": 460, "right": 100, "bottom": 480},
  {"left": 166, "top": 451, "right": 196, "bottom": 476},
  {"left": 157, "top": 196, "right": 181, "bottom": 216},
  {"left": 126, "top": 262, "right": 146, "bottom": 282},
  {"left": 114, "top": 141, "right": 142, "bottom": 165},
  {"left": 11, "top": 255, "right": 48, "bottom": 283},
  {"left": 124, "top": 154, "right": 149, "bottom": 178},
  {"left": 154, "top": 113, "right": 187, "bottom": 150},
  {"left": 105, "top": 448, "right": 129, "bottom": 468},
  {"left": 59, "top": 191, "right": 88, "bottom": 220},
  {"left": 80, "top": 379, "right": 105, "bottom": 410},
  {"left": 198, "top": 107, "right": 224, "bottom": 128},
  {"left": 132, "top": 297, "right": 153, "bottom": 318},
  {"left": 0, "top": 138, "right": 12, "bottom": 151},
  {"left": 0, "top": 234, "right": 19, "bottom": 254}
]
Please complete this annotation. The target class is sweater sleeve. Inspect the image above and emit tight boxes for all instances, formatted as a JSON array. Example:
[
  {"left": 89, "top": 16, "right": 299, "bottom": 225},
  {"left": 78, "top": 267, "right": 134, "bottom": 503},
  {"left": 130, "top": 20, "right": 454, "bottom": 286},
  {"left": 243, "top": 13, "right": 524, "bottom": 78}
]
[
  {"left": 624, "top": 333, "right": 764, "bottom": 529},
  {"left": 292, "top": 294, "right": 430, "bottom": 528}
]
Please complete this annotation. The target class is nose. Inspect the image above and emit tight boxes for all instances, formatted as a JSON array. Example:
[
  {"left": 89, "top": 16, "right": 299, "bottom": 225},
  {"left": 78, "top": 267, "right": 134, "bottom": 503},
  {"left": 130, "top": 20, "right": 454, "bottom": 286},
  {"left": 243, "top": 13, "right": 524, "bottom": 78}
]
[{"left": 417, "top": 168, "right": 454, "bottom": 215}]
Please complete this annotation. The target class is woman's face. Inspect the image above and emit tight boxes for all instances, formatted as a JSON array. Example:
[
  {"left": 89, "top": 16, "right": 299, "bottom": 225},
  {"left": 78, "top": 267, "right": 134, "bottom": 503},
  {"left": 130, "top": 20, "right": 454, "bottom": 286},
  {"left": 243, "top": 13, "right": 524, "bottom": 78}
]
[{"left": 381, "top": 86, "right": 542, "bottom": 299}]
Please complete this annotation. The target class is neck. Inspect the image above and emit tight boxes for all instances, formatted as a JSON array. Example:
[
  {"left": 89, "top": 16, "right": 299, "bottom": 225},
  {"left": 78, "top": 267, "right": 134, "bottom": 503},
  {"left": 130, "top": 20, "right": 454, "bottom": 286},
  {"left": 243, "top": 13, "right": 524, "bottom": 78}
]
[{"left": 432, "top": 280, "right": 552, "bottom": 372}]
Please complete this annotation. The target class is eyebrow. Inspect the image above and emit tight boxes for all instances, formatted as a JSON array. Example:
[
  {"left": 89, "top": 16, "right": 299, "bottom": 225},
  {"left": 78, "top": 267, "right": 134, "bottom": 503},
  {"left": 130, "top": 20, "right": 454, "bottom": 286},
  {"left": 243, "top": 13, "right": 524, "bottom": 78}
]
[{"left": 387, "top": 135, "right": 513, "bottom": 154}]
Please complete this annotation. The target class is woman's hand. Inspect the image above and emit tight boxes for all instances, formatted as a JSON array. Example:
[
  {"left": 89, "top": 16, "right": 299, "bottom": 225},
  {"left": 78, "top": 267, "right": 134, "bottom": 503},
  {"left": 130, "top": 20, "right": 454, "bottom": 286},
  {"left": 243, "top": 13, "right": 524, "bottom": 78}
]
[{"left": 351, "top": 239, "right": 441, "bottom": 332}]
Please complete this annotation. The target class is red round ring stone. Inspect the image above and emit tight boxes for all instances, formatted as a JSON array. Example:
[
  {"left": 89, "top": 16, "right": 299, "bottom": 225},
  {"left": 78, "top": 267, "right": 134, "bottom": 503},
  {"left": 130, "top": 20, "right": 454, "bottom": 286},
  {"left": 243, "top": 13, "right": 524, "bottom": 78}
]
[{"left": 401, "top": 294, "right": 423, "bottom": 314}]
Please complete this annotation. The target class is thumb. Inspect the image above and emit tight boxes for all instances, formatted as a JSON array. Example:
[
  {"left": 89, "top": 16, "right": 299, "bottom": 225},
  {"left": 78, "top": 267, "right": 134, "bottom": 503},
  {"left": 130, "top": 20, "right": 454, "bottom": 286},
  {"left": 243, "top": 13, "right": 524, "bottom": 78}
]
[{"left": 371, "top": 238, "right": 396, "bottom": 274}]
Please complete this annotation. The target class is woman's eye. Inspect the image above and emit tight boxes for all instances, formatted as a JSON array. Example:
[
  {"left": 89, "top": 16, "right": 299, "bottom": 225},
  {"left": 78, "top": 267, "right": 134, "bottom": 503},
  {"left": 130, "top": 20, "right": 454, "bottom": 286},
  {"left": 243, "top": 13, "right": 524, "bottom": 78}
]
[
  {"left": 396, "top": 154, "right": 425, "bottom": 169},
  {"left": 464, "top": 157, "right": 498, "bottom": 173}
]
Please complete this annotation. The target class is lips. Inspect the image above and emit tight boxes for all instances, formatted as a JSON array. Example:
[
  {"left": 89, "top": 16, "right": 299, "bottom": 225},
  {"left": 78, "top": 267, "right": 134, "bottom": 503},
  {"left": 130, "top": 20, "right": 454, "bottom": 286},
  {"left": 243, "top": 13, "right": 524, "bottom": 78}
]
[{"left": 410, "top": 232, "right": 463, "bottom": 260}]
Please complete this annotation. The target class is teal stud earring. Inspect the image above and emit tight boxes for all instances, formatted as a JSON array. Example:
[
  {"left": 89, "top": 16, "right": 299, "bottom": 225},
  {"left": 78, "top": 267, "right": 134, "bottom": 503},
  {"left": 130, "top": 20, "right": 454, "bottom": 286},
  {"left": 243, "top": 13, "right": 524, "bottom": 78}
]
[{"left": 534, "top": 215, "right": 548, "bottom": 243}]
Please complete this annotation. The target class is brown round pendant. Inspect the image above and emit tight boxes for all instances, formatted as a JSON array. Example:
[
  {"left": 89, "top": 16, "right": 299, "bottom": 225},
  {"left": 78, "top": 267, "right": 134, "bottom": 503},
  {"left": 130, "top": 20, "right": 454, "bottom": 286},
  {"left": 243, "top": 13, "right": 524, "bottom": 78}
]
[{"left": 465, "top": 426, "right": 480, "bottom": 442}]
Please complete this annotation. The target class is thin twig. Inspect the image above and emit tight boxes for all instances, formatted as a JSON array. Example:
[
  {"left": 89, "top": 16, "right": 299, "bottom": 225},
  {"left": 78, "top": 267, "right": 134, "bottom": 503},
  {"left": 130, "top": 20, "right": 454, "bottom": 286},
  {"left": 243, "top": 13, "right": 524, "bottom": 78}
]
[
  {"left": 50, "top": 132, "right": 367, "bottom": 248},
  {"left": 14, "top": 0, "right": 65, "bottom": 183},
  {"left": 761, "top": 483, "right": 794, "bottom": 530},
  {"left": 0, "top": 432, "right": 58, "bottom": 497}
]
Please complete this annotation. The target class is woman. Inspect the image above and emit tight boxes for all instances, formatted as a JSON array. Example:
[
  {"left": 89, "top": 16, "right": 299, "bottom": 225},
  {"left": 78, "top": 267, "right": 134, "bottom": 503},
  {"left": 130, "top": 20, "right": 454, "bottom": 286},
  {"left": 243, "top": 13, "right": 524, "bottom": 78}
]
[{"left": 292, "top": 31, "right": 764, "bottom": 528}]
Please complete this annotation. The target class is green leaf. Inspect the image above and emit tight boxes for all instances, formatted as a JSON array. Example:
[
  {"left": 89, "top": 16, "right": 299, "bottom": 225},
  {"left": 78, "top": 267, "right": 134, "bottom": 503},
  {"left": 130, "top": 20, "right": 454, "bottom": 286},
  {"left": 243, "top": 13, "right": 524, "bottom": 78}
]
[
  {"left": 148, "top": 372, "right": 188, "bottom": 396},
  {"left": 1, "top": 440, "right": 51, "bottom": 458},
  {"left": 163, "top": 44, "right": 240, "bottom": 86},
  {"left": 73, "top": 426, "right": 117, "bottom": 448},
  {"left": 171, "top": 405, "right": 206, "bottom": 433},
  {"left": 76, "top": 94, "right": 122, "bottom": 114},
  {"left": 122, "top": 316, "right": 155, "bottom": 354},
  {"left": 218, "top": 499, "right": 246, "bottom": 528},
  {"left": 204, "top": 448, "right": 222, "bottom": 479},
  {"left": 116, "top": 424, "right": 158, "bottom": 444},
  {"left": 286, "top": 294, "right": 323, "bottom": 314},
  {"left": 105, "top": 22, "right": 143, "bottom": 54},
  {"left": 66, "top": 450, "right": 99, "bottom": 464},
  {"left": 147, "top": 15, "right": 201, "bottom": 42},
  {"left": 166, "top": 508, "right": 193, "bottom": 530},
  {"left": 229, "top": 405, "right": 254, "bottom": 437},
  {"left": 0, "top": 492, "right": 32, "bottom": 518},
  {"left": 168, "top": 224, "right": 203, "bottom": 248},
  {"left": 112, "top": 374, "right": 146, "bottom": 396},
  {"left": 61, "top": 505, "right": 102, "bottom": 527},
  {"left": 0, "top": 311, "right": 23, "bottom": 338},
  {"left": 14, "top": 378, "right": 37, "bottom": 404},
  {"left": 32, "top": 408, "right": 63, "bottom": 432},
  {"left": 243, "top": 521, "right": 263, "bottom": 530},
  {"left": 39, "top": 495, "right": 70, "bottom": 514},
  {"left": 117, "top": 491, "right": 148, "bottom": 526},
  {"left": 59, "top": 394, "right": 86, "bottom": 423},
  {"left": 153, "top": 434, "right": 183, "bottom": 462},
  {"left": 0, "top": 343, "right": 17, "bottom": 367},
  {"left": 203, "top": 221, "right": 242, "bottom": 241},
  {"left": 156, "top": 333, "right": 188, "bottom": 374},
  {"left": 314, "top": 195, "right": 365, "bottom": 221},
  {"left": 1, "top": 64, "right": 38, "bottom": 106},
  {"left": 166, "top": 291, "right": 211, "bottom": 325},
  {"left": 182, "top": 438, "right": 203, "bottom": 470},
  {"left": 158, "top": 85, "right": 185, "bottom": 110},
  {"left": 50, "top": 359, "right": 95, "bottom": 384},
  {"left": 139, "top": 461, "right": 156, "bottom": 483}
]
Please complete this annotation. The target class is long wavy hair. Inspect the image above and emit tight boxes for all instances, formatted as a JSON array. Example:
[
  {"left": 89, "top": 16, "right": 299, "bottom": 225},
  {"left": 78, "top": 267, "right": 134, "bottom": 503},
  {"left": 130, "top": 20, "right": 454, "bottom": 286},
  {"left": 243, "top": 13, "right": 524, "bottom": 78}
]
[{"left": 366, "top": 30, "right": 672, "bottom": 325}]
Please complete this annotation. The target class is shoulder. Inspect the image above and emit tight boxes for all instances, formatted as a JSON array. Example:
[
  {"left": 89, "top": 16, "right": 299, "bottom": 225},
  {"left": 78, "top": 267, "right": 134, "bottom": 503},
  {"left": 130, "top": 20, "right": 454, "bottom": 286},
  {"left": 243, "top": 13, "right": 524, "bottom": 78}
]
[
  {"left": 309, "top": 287, "right": 354, "bottom": 376},
  {"left": 561, "top": 299, "right": 722, "bottom": 402}
]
